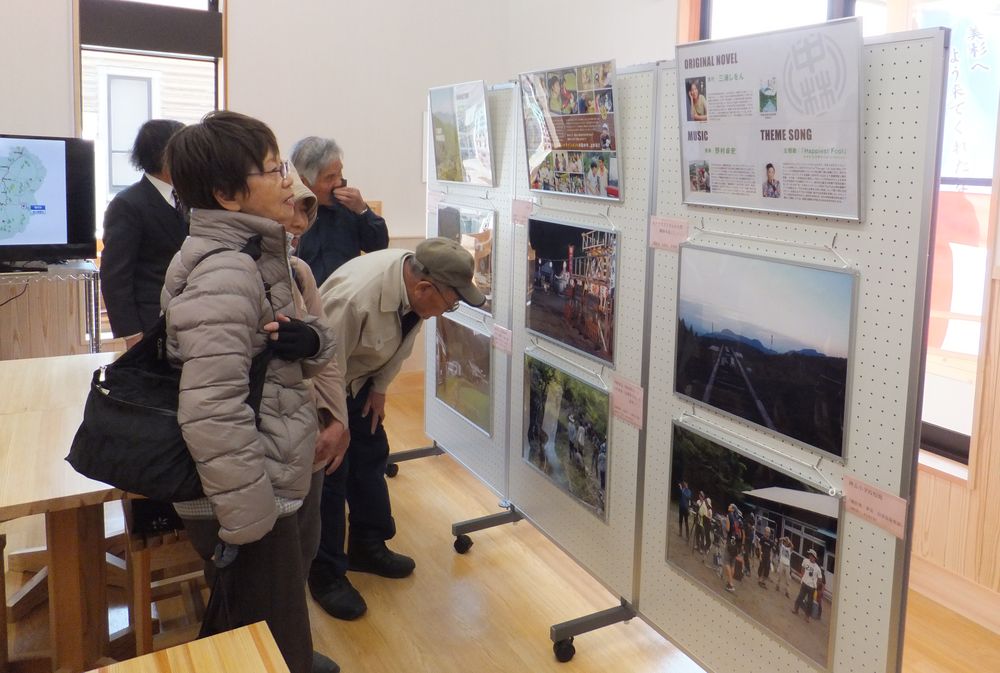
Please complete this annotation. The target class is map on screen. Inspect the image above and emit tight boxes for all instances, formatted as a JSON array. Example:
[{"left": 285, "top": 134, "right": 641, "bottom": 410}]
[{"left": 0, "top": 137, "right": 68, "bottom": 246}]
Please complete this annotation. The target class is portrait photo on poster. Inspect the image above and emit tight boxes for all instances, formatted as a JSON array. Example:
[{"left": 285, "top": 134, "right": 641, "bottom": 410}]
[
  {"left": 436, "top": 202, "right": 495, "bottom": 315},
  {"left": 674, "top": 245, "right": 856, "bottom": 459},
  {"left": 435, "top": 316, "right": 492, "bottom": 436},
  {"left": 526, "top": 217, "right": 618, "bottom": 365},
  {"left": 667, "top": 422, "right": 839, "bottom": 669},
  {"left": 519, "top": 59, "right": 621, "bottom": 201},
  {"left": 523, "top": 353, "right": 610, "bottom": 520},
  {"left": 428, "top": 80, "right": 495, "bottom": 187}
]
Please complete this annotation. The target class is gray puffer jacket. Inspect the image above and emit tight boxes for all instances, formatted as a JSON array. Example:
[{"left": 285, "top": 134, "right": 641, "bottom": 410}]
[{"left": 160, "top": 209, "right": 335, "bottom": 545}]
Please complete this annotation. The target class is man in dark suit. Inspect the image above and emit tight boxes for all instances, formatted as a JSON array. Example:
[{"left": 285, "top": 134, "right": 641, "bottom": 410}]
[
  {"left": 290, "top": 136, "right": 389, "bottom": 286},
  {"left": 101, "top": 119, "right": 186, "bottom": 347}
]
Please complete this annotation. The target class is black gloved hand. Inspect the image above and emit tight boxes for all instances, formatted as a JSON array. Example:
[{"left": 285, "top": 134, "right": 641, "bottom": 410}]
[
  {"left": 268, "top": 317, "right": 321, "bottom": 360},
  {"left": 212, "top": 541, "right": 240, "bottom": 569}
]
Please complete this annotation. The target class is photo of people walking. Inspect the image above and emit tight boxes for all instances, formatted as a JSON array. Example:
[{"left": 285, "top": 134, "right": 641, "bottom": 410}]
[
  {"left": 524, "top": 355, "right": 610, "bottom": 518},
  {"left": 667, "top": 423, "right": 839, "bottom": 666}
]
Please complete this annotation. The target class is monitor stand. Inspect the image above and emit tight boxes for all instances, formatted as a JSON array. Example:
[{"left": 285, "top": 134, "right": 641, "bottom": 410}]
[{"left": 0, "top": 263, "right": 47, "bottom": 273}]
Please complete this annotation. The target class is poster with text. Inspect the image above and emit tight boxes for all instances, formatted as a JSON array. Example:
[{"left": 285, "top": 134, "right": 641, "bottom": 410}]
[
  {"left": 677, "top": 19, "right": 861, "bottom": 219},
  {"left": 429, "top": 80, "right": 495, "bottom": 187},
  {"left": 520, "top": 60, "right": 621, "bottom": 201}
]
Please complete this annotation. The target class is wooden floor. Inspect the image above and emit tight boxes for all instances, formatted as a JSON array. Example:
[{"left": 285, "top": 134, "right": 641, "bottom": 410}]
[{"left": 3, "top": 372, "right": 1000, "bottom": 672}]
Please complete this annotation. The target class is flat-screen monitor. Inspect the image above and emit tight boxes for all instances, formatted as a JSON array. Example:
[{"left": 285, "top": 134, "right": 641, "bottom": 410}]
[{"left": 0, "top": 134, "right": 96, "bottom": 264}]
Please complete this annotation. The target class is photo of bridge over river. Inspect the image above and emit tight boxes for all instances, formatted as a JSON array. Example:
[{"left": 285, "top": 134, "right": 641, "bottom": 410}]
[{"left": 674, "top": 246, "right": 856, "bottom": 458}]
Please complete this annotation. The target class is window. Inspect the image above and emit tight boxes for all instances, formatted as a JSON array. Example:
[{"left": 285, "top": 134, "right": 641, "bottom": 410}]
[
  {"left": 106, "top": 74, "right": 155, "bottom": 191},
  {"left": 81, "top": 50, "right": 216, "bottom": 223},
  {"left": 691, "top": 0, "right": 1000, "bottom": 464},
  {"left": 79, "top": 0, "right": 222, "bottom": 235},
  {"left": 79, "top": 0, "right": 222, "bottom": 339}
]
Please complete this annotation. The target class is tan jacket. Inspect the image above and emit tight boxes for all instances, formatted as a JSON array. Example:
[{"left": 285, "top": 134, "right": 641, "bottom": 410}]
[
  {"left": 318, "top": 248, "right": 421, "bottom": 397},
  {"left": 290, "top": 256, "right": 348, "bottom": 428},
  {"left": 161, "top": 209, "right": 335, "bottom": 545}
]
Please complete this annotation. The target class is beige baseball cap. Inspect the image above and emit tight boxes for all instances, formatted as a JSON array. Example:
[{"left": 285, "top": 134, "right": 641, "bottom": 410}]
[{"left": 414, "top": 237, "right": 486, "bottom": 307}]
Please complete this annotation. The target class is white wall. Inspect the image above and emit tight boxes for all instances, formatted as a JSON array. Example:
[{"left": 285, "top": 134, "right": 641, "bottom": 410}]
[
  {"left": 0, "top": 0, "right": 677, "bottom": 233},
  {"left": 0, "top": 1, "right": 76, "bottom": 136},
  {"left": 227, "top": 0, "right": 678, "bottom": 238}
]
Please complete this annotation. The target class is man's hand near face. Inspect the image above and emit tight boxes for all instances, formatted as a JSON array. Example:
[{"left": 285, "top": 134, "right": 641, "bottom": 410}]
[{"left": 334, "top": 186, "right": 368, "bottom": 215}]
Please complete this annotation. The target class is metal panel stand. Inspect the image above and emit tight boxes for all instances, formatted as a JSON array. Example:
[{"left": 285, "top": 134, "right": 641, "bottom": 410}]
[
  {"left": 385, "top": 442, "right": 445, "bottom": 477},
  {"left": 450, "top": 500, "right": 522, "bottom": 553},
  {"left": 549, "top": 597, "right": 636, "bottom": 662}
]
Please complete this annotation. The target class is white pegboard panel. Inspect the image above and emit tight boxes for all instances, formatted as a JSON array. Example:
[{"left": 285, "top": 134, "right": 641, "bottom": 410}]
[
  {"left": 505, "top": 65, "right": 657, "bottom": 601},
  {"left": 423, "top": 84, "right": 518, "bottom": 497},
  {"left": 638, "top": 30, "right": 947, "bottom": 673}
]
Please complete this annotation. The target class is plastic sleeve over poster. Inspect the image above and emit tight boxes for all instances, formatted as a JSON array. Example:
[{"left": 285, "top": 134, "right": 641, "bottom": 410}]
[{"left": 676, "top": 18, "right": 862, "bottom": 219}]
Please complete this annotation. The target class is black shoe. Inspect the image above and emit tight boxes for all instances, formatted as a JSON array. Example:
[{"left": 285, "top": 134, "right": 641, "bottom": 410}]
[
  {"left": 312, "top": 651, "right": 340, "bottom": 673},
  {"left": 348, "top": 540, "right": 415, "bottom": 578},
  {"left": 308, "top": 573, "right": 367, "bottom": 620}
]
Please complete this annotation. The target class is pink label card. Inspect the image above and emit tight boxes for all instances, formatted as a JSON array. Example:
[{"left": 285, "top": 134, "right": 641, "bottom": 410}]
[
  {"left": 844, "top": 475, "right": 908, "bottom": 540},
  {"left": 492, "top": 324, "right": 512, "bottom": 354},
  {"left": 612, "top": 377, "right": 644, "bottom": 429},
  {"left": 649, "top": 215, "right": 689, "bottom": 252},
  {"left": 512, "top": 199, "right": 534, "bottom": 226}
]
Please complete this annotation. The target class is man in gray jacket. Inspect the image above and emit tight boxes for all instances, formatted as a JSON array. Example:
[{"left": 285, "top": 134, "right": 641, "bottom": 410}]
[{"left": 309, "top": 238, "right": 484, "bottom": 620}]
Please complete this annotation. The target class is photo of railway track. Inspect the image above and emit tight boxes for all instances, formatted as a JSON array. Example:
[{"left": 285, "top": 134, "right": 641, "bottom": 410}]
[{"left": 674, "top": 246, "right": 856, "bottom": 457}]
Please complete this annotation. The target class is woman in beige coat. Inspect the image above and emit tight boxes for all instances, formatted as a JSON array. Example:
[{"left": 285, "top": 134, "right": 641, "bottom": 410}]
[{"left": 161, "top": 111, "right": 336, "bottom": 673}]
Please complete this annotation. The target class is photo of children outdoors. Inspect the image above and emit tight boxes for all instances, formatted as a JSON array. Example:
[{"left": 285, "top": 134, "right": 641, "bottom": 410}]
[{"left": 668, "top": 423, "right": 838, "bottom": 666}]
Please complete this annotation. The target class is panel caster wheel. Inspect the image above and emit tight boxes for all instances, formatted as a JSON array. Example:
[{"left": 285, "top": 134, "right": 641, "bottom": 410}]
[
  {"left": 385, "top": 463, "right": 399, "bottom": 478},
  {"left": 553, "top": 637, "right": 575, "bottom": 663},
  {"left": 454, "top": 534, "right": 473, "bottom": 554}
]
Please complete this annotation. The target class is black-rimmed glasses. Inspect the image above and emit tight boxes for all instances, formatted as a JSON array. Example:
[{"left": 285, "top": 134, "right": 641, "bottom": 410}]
[{"left": 428, "top": 282, "right": 460, "bottom": 313}]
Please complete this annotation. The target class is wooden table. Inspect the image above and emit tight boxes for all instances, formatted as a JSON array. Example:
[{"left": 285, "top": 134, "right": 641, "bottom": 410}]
[
  {"left": 0, "top": 352, "right": 122, "bottom": 672},
  {"left": 85, "top": 622, "right": 289, "bottom": 673}
]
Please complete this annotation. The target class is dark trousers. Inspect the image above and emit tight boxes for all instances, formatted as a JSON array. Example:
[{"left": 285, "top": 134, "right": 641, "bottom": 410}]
[
  {"left": 793, "top": 582, "right": 814, "bottom": 616},
  {"left": 314, "top": 379, "right": 395, "bottom": 577},
  {"left": 679, "top": 505, "right": 690, "bottom": 538},
  {"left": 183, "top": 514, "right": 312, "bottom": 673},
  {"left": 298, "top": 469, "right": 325, "bottom": 578}
]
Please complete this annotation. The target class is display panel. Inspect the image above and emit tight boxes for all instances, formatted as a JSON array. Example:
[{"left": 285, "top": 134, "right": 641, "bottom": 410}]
[
  {"left": 429, "top": 80, "right": 495, "bottom": 187},
  {"left": 437, "top": 203, "right": 495, "bottom": 315},
  {"left": 0, "top": 134, "right": 96, "bottom": 263},
  {"left": 519, "top": 60, "right": 621, "bottom": 201},
  {"left": 526, "top": 217, "right": 617, "bottom": 365},
  {"left": 675, "top": 245, "right": 855, "bottom": 458},
  {"left": 523, "top": 354, "right": 610, "bottom": 519},
  {"left": 435, "top": 316, "right": 492, "bottom": 435},
  {"left": 676, "top": 19, "right": 862, "bottom": 219},
  {"left": 668, "top": 423, "right": 839, "bottom": 668}
]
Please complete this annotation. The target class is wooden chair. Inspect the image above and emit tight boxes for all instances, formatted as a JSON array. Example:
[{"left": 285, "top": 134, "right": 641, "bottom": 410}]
[{"left": 123, "top": 498, "right": 206, "bottom": 654}]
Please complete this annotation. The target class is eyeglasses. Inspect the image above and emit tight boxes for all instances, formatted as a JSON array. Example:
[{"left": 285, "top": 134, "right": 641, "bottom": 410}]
[
  {"left": 248, "top": 159, "right": 290, "bottom": 180},
  {"left": 428, "top": 282, "right": 460, "bottom": 313}
]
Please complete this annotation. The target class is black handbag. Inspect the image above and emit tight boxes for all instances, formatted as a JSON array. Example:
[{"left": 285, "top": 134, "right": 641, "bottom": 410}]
[{"left": 67, "top": 239, "right": 272, "bottom": 502}]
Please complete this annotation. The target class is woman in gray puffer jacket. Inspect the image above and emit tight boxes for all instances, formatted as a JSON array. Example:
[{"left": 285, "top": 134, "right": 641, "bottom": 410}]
[{"left": 161, "top": 111, "right": 336, "bottom": 673}]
